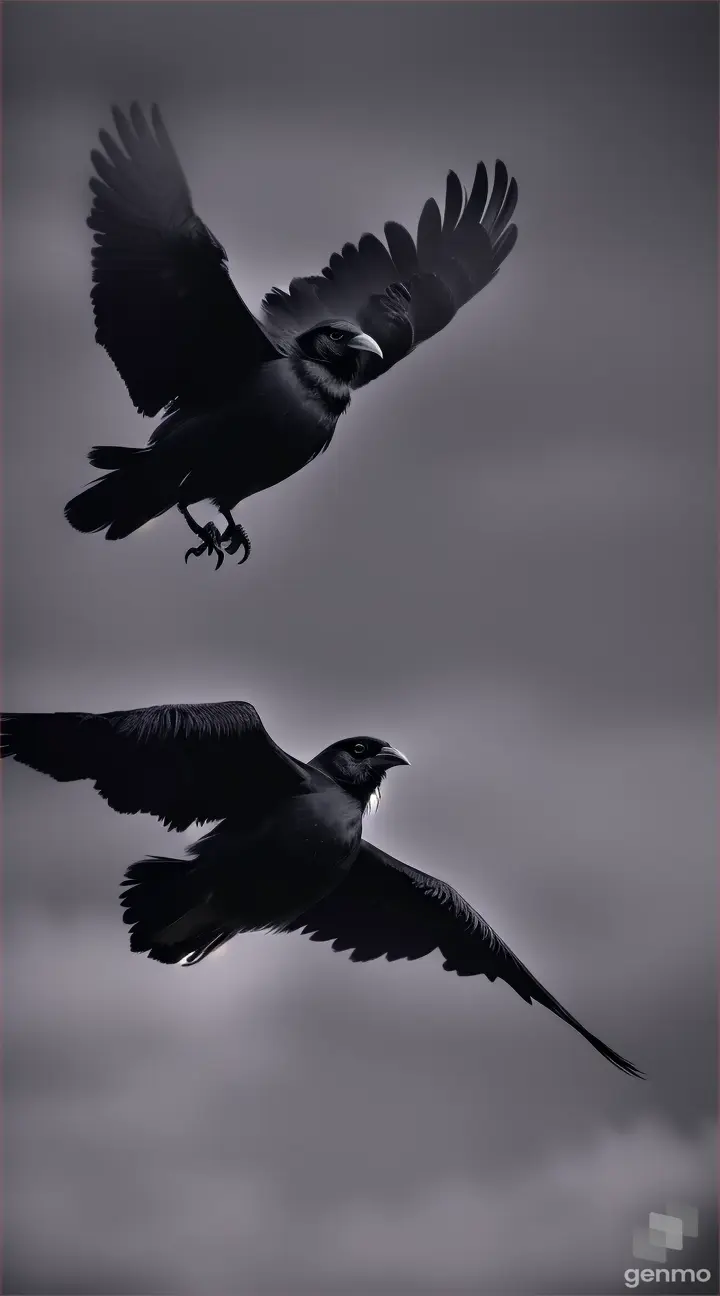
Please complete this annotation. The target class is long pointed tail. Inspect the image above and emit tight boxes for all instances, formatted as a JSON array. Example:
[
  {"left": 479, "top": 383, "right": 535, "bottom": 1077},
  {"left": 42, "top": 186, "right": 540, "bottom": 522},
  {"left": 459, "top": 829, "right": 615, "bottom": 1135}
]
[
  {"left": 64, "top": 446, "right": 174, "bottom": 540},
  {"left": 120, "top": 856, "right": 235, "bottom": 965}
]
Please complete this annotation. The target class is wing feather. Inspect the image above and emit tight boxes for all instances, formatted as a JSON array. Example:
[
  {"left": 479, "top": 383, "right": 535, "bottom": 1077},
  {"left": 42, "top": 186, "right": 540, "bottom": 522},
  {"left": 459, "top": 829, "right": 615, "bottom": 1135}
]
[
  {"left": 87, "top": 103, "right": 279, "bottom": 417},
  {"left": 383, "top": 221, "right": 419, "bottom": 279},
  {"left": 491, "top": 175, "right": 519, "bottom": 237},
  {"left": 481, "top": 159, "right": 509, "bottom": 234},
  {"left": 442, "top": 171, "right": 464, "bottom": 234},
  {"left": 285, "top": 842, "right": 643, "bottom": 1077},
  {"left": 416, "top": 197, "right": 443, "bottom": 266},
  {"left": 461, "top": 161, "right": 490, "bottom": 225},
  {"left": 261, "top": 160, "right": 518, "bottom": 388},
  {"left": 1, "top": 701, "right": 308, "bottom": 830}
]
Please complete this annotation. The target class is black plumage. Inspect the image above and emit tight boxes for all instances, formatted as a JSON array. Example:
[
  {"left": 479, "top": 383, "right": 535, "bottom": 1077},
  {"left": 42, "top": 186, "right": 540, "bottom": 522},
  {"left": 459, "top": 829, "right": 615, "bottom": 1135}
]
[
  {"left": 64, "top": 103, "right": 518, "bottom": 567},
  {"left": 1, "top": 702, "right": 641, "bottom": 1076}
]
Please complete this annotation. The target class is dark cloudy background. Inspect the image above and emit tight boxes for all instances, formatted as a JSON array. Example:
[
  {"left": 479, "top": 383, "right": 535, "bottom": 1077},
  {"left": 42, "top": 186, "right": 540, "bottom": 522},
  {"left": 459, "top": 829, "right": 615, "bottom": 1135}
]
[{"left": 2, "top": 3, "right": 717, "bottom": 1294}]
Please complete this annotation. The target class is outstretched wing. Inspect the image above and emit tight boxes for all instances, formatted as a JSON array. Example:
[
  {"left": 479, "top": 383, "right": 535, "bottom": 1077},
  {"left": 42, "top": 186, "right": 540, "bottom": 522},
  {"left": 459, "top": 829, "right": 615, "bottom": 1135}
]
[
  {"left": 285, "top": 841, "right": 643, "bottom": 1077},
  {"left": 88, "top": 103, "right": 280, "bottom": 417},
  {"left": 261, "top": 162, "right": 518, "bottom": 389},
  {"left": 1, "top": 701, "right": 310, "bottom": 831}
]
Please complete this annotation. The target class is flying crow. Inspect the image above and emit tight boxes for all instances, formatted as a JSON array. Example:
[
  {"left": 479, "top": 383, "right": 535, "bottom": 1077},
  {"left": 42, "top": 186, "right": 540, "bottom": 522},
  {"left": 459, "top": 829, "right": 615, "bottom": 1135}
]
[
  {"left": 64, "top": 104, "right": 518, "bottom": 568},
  {"left": 1, "top": 702, "right": 641, "bottom": 1076}
]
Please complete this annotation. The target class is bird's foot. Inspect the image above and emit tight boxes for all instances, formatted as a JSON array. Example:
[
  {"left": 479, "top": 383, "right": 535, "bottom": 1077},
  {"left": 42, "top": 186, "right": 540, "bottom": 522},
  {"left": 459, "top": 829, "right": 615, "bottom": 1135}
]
[
  {"left": 184, "top": 522, "right": 226, "bottom": 570},
  {"left": 220, "top": 520, "right": 251, "bottom": 565}
]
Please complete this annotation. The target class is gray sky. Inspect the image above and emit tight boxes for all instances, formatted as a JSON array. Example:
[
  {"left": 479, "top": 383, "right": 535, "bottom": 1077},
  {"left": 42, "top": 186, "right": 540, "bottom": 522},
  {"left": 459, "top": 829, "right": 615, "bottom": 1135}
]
[{"left": 2, "top": 3, "right": 717, "bottom": 1294}]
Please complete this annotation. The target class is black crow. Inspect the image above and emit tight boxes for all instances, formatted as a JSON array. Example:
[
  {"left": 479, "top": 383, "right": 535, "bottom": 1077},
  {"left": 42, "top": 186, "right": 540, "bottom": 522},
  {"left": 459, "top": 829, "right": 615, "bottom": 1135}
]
[
  {"left": 1, "top": 702, "right": 641, "bottom": 1077},
  {"left": 64, "top": 103, "right": 518, "bottom": 568}
]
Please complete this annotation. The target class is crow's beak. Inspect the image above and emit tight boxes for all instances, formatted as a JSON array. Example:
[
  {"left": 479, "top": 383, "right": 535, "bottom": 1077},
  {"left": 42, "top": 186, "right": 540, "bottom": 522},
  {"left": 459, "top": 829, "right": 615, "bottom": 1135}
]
[
  {"left": 348, "top": 332, "right": 383, "bottom": 359},
  {"left": 376, "top": 744, "right": 411, "bottom": 768}
]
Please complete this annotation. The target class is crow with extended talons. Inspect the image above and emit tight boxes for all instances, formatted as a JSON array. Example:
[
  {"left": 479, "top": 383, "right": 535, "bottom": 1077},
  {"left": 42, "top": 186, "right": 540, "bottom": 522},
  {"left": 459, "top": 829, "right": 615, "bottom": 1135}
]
[
  {"left": 1, "top": 702, "right": 642, "bottom": 1076},
  {"left": 64, "top": 102, "right": 518, "bottom": 568}
]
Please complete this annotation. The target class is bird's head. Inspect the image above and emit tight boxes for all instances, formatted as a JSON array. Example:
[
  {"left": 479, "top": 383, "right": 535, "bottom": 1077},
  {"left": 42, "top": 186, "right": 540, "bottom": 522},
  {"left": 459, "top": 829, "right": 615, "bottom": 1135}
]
[
  {"left": 294, "top": 320, "right": 383, "bottom": 381},
  {"left": 311, "top": 735, "right": 410, "bottom": 809}
]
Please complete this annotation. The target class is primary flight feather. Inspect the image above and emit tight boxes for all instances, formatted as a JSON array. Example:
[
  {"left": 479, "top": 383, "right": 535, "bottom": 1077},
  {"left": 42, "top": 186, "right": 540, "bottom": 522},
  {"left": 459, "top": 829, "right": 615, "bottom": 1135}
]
[
  {"left": 1, "top": 702, "right": 642, "bottom": 1077},
  {"left": 64, "top": 103, "right": 518, "bottom": 568}
]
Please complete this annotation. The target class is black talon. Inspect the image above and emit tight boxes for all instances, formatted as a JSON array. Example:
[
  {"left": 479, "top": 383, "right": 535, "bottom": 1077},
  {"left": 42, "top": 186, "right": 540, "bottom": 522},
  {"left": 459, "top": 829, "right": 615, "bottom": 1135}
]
[
  {"left": 220, "top": 517, "right": 251, "bottom": 565},
  {"left": 184, "top": 538, "right": 224, "bottom": 567},
  {"left": 185, "top": 543, "right": 206, "bottom": 564},
  {"left": 222, "top": 532, "right": 243, "bottom": 556},
  {"left": 178, "top": 506, "right": 225, "bottom": 569}
]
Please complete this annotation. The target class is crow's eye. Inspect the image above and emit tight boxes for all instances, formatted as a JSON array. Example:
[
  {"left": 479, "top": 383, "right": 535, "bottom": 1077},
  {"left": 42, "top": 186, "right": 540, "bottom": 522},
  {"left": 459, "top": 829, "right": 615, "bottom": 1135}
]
[
  {"left": 328, "top": 330, "right": 344, "bottom": 342},
  {"left": 352, "top": 742, "right": 367, "bottom": 756}
]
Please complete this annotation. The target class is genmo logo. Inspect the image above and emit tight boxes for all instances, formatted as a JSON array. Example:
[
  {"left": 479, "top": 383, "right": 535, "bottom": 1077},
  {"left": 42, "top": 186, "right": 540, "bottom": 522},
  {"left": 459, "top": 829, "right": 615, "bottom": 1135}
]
[
  {"left": 624, "top": 1204, "right": 712, "bottom": 1288},
  {"left": 624, "top": 1266, "right": 712, "bottom": 1289}
]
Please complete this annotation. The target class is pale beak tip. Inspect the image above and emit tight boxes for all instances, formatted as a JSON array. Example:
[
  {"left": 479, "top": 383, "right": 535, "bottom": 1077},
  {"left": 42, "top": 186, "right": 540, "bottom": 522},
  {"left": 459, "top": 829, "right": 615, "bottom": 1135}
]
[{"left": 348, "top": 332, "right": 384, "bottom": 359}]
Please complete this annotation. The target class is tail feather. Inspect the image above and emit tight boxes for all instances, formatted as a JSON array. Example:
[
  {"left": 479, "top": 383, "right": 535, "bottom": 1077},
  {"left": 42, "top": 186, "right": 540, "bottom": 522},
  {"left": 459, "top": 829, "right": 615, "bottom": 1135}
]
[
  {"left": 120, "top": 856, "right": 234, "bottom": 965},
  {"left": 65, "top": 446, "right": 174, "bottom": 539},
  {"left": 87, "top": 444, "right": 148, "bottom": 471}
]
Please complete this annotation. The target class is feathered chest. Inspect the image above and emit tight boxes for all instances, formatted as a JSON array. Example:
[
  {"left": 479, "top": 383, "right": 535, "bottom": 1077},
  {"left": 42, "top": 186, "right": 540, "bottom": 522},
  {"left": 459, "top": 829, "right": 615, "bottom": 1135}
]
[
  {"left": 290, "top": 360, "right": 352, "bottom": 423},
  {"left": 257, "top": 357, "right": 351, "bottom": 434}
]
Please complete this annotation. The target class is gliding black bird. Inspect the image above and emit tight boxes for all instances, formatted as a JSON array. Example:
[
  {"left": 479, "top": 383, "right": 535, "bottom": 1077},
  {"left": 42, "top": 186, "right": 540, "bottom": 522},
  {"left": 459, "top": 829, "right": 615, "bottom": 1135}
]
[
  {"left": 1, "top": 702, "right": 641, "bottom": 1077},
  {"left": 64, "top": 103, "right": 518, "bottom": 568}
]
